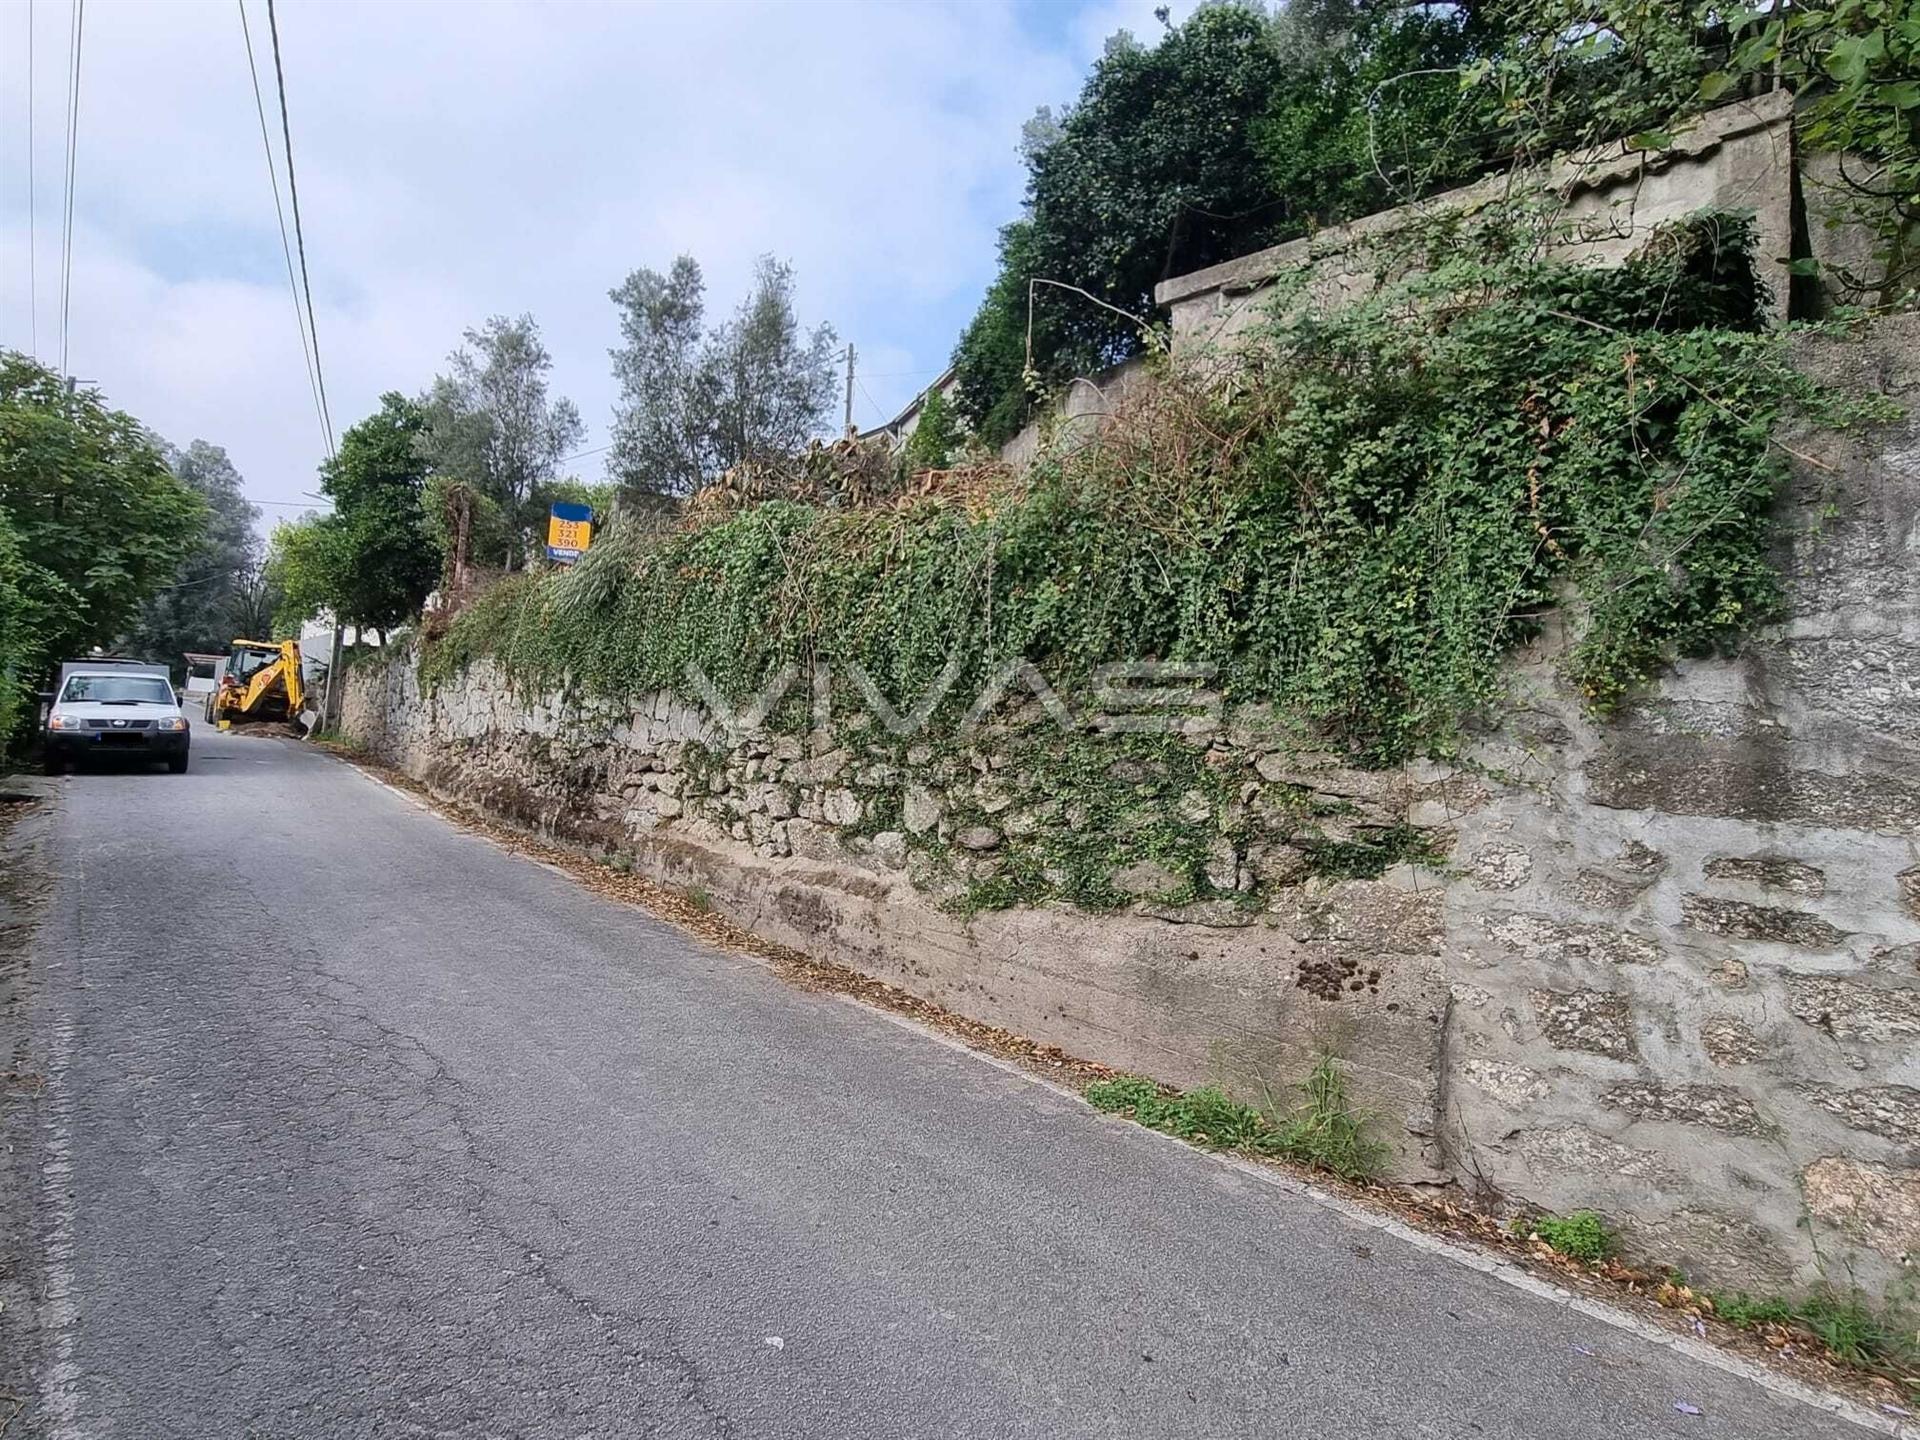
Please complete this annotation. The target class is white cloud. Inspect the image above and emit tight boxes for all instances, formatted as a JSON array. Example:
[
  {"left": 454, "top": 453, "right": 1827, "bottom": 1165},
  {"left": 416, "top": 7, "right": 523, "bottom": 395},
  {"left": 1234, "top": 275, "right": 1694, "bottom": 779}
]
[{"left": 1, "top": 0, "right": 1193, "bottom": 522}]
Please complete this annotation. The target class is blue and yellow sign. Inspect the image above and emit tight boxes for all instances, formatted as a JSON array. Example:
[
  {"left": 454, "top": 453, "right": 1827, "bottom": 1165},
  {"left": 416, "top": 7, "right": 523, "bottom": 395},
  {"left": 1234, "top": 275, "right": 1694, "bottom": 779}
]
[{"left": 546, "top": 501, "right": 593, "bottom": 563}]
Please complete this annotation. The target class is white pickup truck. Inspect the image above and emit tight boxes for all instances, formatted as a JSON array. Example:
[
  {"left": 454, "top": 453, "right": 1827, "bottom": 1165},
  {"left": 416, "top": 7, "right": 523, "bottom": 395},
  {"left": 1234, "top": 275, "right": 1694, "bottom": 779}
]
[{"left": 41, "top": 659, "right": 191, "bottom": 775}]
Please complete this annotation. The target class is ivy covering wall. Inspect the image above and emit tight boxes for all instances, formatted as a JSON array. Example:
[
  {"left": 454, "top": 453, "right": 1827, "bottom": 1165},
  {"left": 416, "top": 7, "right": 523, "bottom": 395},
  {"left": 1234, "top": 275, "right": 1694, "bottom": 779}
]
[{"left": 425, "top": 216, "right": 1872, "bottom": 766}]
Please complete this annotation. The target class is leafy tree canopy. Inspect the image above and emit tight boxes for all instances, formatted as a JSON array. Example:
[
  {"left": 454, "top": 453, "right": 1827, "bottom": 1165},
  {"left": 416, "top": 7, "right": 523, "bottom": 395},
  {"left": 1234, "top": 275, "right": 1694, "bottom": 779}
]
[
  {"left": 418, "top": 316, "right": 584, "bottom": 566},
  {"left": 0, "top": 351, "right": 203, "bottom": 697},
  {"left": 951, "top": 0, "right": 1917, "bottom": 446},
  {"left": 120, "top": 440, "right": 262, "bottom": 674},
  {"left": 607, "top": 254, "right": 838, "bottom": 499},
  {"left": 269, "top": 394, "right": 443, "bottom": 638}
]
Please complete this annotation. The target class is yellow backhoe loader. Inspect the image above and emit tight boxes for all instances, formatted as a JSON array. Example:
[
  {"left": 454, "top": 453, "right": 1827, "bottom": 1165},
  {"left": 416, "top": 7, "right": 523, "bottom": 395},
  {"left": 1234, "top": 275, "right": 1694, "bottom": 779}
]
[{"left": 207, "top": 638, "right": 307, "bottom": 729}]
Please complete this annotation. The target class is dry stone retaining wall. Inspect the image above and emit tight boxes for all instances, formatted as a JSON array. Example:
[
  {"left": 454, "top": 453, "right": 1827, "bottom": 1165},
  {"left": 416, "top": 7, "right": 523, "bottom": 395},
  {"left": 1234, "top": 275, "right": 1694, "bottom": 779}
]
[{"left": 345, "top": 316, "right": 1920, "bottom": 1303}]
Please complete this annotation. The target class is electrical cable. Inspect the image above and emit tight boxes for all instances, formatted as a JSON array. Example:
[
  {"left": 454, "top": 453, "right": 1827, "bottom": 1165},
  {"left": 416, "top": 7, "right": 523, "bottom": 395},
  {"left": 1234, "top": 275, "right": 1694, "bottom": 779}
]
[
  {"left": 57, "top": 0, "right": 83, "bottom": 376},
  {"left": 26, "top": 0, "right": 37, "bottom": 360},
  {"left": 239, "top": 0, "right": 328, "bottom": 457},
  {"left": 265, "top": 0, "right": 334, "bottom": 452}
]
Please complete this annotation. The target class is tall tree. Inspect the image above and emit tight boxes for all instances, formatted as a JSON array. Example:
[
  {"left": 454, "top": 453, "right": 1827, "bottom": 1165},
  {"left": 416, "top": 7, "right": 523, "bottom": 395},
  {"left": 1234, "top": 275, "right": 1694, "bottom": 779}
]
[
  {"left": 267, "top": 395, "right": 443, "bottom": 639},
  {"left": 703, "top": 257, "right": 840, "bottom": 479},
  {"left": 606, "top": 256, "right": 711, "bottom": 499},
  {"left": 606, "top": 255, "right": 837, "bottom": 498},
  {"left": 121, "top": 440, "right": 262, "bottom": 673},
  {"left": 418, "top": 315, "right": 584, "bottom": 565},
  {"left": 949, "top": 3, "right": 1496, "bottom": 447},
  {"left": 0, "top": 352, "right": 203, "bottom": 687}
]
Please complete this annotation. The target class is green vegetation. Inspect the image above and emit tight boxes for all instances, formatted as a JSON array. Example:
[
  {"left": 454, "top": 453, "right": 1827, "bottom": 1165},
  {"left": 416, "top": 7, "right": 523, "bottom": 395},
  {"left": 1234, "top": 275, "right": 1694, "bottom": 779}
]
[
  {"left": 425, "top": 216, "right": 1858, "bottom": 764},
  {"left": 1085, "top": 1056, "right": 1384, "bottom": 1182},
  {"left": 118, "top": 441, "right": 265, "bottom": 679},
  {"left": 1709, "top": 1288, "right": 1917, "bottom": 1386},
  {"left": 1525, "top": 1209, "right": 1616, "bottom": 1264},
  {"left": 952, "top": 1, "right": 1917, "bottom": 444},
  {"left": 903, "top": 388, "right": 961, "bottom": 472},
  {"left": 268, "top": 394, "right": 443, "bottom": 641},
  {"left": 0, "top": 353, "right": 204, "bottom": 743}
]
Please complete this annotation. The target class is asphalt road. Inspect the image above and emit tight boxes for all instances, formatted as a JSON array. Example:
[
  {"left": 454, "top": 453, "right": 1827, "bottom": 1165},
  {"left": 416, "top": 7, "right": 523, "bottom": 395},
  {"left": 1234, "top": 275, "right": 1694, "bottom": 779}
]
[{"left": 1, "top": 727, "right": 1881, "bottom": 1439}]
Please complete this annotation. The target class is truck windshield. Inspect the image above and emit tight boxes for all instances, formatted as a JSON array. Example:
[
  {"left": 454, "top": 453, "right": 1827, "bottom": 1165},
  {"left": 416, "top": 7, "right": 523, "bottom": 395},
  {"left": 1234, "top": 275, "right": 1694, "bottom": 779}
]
[{"left": 60, "top": 675, "right": 175, "bottom": 705}]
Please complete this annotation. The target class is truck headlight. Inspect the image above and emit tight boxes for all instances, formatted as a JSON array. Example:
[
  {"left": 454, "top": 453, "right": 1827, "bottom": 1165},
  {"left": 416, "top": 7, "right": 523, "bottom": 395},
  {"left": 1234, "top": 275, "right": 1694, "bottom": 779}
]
[
  {"left": 157, "top": 717, "right": 188, "bottom": 732},
  {"left": 47, "top": 714, "right": 81, "bottom": 731}
]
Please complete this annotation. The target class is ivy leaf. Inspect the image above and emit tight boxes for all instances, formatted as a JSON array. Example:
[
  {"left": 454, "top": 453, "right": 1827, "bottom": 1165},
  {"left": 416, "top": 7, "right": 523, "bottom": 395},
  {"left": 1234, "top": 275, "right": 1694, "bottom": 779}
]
[
  {"left": 1881, "top": 80, "right": 1920, "bottom": 111},
  {"left": 1628, "top": 129, "right": 1674, "bottom": 152},
  {"left": 1698, "top": 71, "right": 1734, "bottom": 103}
]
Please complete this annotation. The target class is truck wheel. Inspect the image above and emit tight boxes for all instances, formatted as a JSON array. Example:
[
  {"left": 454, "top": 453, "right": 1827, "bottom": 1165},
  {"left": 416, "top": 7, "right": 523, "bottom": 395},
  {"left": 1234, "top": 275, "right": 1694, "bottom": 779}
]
[
  {"left": 42, "top": 752, "right": 65, "bottom": 776},
  {"left": 168, "top": 753, "right": 190, "bottom": 774}
]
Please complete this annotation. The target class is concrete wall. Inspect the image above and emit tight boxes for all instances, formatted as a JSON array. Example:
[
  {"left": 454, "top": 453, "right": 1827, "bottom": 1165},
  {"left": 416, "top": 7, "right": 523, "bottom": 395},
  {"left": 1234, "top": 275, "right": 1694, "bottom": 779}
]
[
  {"left": 345, "top": 315, "right": 1919, "bottom": 1301},
  {"left": 1156, "top": 93, "right": 1798, "bottom": 354}
]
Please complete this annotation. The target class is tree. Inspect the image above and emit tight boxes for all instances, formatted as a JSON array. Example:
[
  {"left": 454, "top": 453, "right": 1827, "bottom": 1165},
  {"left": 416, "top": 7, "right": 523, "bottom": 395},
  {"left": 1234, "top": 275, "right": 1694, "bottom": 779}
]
[
  {"left": 418, "top": 316, "right": 584, "bottom": 565},
  {"left": 0, "top": 352, "right": 202, "bottom": 689},
  {"left": 904, "top": 387, "right": 961, "bottom": 471},
  {"left": 268, "top": 395, "right": 443, "bottom": 639},
  {"left": 606, "top": 256, "right": 710, "bottom": 498},
  {"left": 949, "top": 4, "right": 1501, "bottom": 446},
  {"left": 951, "top": 7, "right": 1293, "bottom": 445},
  {"left": 704, "top": 257, "right": 840, "bottom": 480},
  {"left": 606, "top": 254, "right": 838, "bottom": 498},
  {"left": 229, "top": 559, "right": 283, "bottom": 642},
  {"left": 264, "top": 514, "right": 342, "bottom": 638},
  {"left": 325, "top": 394, "right": 443, "bottom": 635},
  {"left": 121, "top": 440, "right": 262, "bottom": 674},
  {"left": 0, "top": 509, "right": 44, "bottom": 739}
]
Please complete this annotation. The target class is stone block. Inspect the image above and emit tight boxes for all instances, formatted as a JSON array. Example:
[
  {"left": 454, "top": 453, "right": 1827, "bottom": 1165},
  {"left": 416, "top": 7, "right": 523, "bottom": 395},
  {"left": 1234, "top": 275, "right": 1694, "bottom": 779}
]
[
  {"left": 1203, "top": 836, "right": 1239, "bottom": 891},
  {"left": 1517, "top": 1126, "right": 1667, "bottom": 1180},
  {"left": 1802, "top": 1158, "right": 1920, "bottom": 1258},
  {"left": 1604, "top": 1082, "right": 1772, "bottom": 1136},
  {"left": 1786, "top": 976, "right": 1920, "bottom": 1042},
  {"left": 955, "top": 825, "right": 1002, "bottom": 853},
  {"left": 821, "top": 788, "right": 862, "bottom": 827},
  {"left": 1468, "top": 843, "right": 1532, "bottom": 891},
  {"left": 1461, "top": 1059, "right": 1551, "bottom": 1107},
  {"left": 1901, "top": 866, "right": 1920, "bottom": 921},
  {"left": 1569, "top": 869, "right": 1644, "bottom": 909},
  {"left": 1806, "top": 1085, "right": 1920, "bottom": 1146},
  {"left": 1701, "top": 855, "right": 1826, "bottom": 897},
  {"left": 902, "top": 785, "right": 942, "bottom": 835},
  {"left": 1484, "top": 913, "right": 1659, "bottom": 966},
  {"left": 1586, "top": 732, "right": 1920, "bottom": 836},
  {"left": 1247, "top": 843, "right": 1308, "bottom": 888},
  {"left": 1109, "top": 858, "right": 1182, "bottom": 899},
  {"left": 1679, "top": 895, "right": 1847, "bottom": 949},
  {"left": 1700, "top": 1016, "right": 1762, "bottom": 1066},
  {"left": 1532, "top": 989, "right": 1637, "bottom": 1060}
]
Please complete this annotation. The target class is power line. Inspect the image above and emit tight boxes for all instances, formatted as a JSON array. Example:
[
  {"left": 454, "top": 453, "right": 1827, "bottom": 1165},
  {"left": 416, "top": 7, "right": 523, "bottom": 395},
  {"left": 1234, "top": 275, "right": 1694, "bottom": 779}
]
[
  {"left": 238, "top": 0, "right": 328, "bottom": 457},
  {"left": 26, "top": 0, "right": 36, "bottom": 360},
  {"left": 57, "top": 0, "right": 84, "bottom": 377},
  {"left": 265, "top": 0, "right": 334, "bottom": 453}
]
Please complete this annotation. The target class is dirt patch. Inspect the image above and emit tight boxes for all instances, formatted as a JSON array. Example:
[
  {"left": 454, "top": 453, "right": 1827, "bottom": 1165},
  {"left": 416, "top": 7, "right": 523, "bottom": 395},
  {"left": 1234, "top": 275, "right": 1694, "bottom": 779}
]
[{"left": 314, "top": 739, "right": 1918, "bottom": 1419}]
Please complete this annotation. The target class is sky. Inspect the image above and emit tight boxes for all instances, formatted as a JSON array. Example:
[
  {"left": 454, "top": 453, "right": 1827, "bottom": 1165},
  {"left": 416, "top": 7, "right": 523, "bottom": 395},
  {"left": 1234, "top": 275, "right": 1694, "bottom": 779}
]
[{"left": 0, "top": 0, "right": 1201, "bottom": 529}]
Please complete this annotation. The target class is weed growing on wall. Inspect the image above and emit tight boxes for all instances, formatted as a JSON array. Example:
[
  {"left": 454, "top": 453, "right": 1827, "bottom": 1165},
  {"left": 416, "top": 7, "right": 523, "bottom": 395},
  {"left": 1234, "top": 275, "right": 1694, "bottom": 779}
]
[{"left": 424, "top": 215, "right": 1874, "bottom": 764}]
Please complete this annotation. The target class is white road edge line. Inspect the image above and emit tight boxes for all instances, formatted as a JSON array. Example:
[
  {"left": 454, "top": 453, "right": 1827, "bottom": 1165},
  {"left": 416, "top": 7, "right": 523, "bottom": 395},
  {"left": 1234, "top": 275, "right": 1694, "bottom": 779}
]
[{"left": 335, "top": 755, "right": 1916, "bottom": 1440}]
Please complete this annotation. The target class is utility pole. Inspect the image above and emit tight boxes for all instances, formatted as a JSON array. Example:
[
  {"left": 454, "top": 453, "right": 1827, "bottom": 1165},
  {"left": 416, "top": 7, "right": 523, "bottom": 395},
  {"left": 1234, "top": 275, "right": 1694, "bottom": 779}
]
[{"left": 843, "top": 343, "right": 855, "bottom": 438}]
